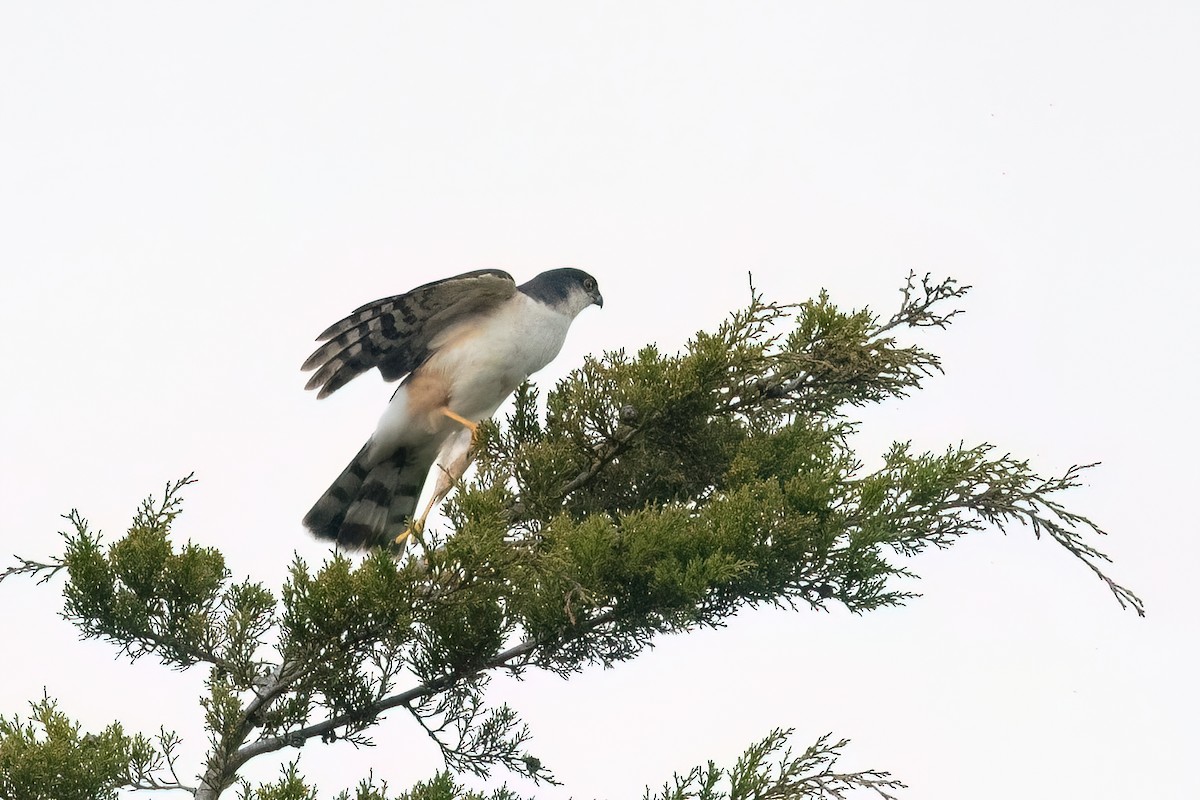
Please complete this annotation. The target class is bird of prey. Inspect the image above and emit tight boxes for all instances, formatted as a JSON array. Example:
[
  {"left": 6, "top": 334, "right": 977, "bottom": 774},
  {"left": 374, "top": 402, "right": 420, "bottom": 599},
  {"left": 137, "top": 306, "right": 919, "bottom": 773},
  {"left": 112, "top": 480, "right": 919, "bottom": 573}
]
[{"left": 301, "top": 268, "right": 603, "bottom": 550}]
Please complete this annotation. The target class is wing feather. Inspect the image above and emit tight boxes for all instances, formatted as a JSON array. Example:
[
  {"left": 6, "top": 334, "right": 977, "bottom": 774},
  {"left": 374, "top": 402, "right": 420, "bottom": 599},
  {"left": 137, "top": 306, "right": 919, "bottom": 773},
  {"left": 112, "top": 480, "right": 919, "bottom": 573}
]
[{"left": 302, "top": 269, "right": 516, "bottom": 398}]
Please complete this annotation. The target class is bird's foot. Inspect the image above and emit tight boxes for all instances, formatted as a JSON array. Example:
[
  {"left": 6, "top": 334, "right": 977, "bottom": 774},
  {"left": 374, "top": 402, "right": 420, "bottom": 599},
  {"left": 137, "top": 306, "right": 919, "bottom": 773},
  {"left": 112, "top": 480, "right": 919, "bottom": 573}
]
[{"left": 394, "top": 518, "right": 427, "bottom": 551}]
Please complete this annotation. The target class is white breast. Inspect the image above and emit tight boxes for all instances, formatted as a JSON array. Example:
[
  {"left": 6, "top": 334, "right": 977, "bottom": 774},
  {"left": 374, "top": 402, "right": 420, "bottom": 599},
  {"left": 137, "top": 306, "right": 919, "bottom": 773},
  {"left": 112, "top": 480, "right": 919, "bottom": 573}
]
[{"left": 430, "top": 293, "right": 573, "bottom": 421}]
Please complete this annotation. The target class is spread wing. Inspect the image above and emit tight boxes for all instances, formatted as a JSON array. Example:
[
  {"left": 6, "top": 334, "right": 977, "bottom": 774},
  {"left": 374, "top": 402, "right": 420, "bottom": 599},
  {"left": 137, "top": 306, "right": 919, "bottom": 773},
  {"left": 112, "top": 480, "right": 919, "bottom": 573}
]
[{"left": 301, "top": 269, "right": 516, "bottom": 398}]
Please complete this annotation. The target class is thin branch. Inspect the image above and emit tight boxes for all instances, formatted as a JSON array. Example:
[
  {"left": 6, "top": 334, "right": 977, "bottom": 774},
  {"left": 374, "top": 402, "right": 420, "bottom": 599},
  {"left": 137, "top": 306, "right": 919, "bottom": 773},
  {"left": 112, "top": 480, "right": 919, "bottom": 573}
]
[
  {"left": 208, "top": 611, "right": 614, "bottom": 790},
  {"left": 0, "top": 556, "right": 64, "bottom": 585},
  {"left": 872, "top": 271, "right": 970, "bottom": 337},
  {"left": 885, "top": 453, "right": 1145, "bottom": 616},
  {"left": 127, "top": 775, "right": 197, "bottom": 794},
  {"left": 984, "top": 462, "right": 1145, "bottom": 616},
  {"left": 553, "top": 417, "right": 645, "bottom": 500},
  {"left": 125, "top": 727, "right": 198, "bottom": 794},
  {"left": 117, "top": 628, "right": 242, "bottom": 675}
]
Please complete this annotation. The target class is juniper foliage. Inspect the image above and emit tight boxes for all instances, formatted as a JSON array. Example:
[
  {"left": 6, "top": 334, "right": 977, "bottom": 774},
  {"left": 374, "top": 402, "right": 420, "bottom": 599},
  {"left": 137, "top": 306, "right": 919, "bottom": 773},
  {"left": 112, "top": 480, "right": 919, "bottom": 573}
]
[{"left": 0, "top": 274, "right": 1141, "bottom": 799}]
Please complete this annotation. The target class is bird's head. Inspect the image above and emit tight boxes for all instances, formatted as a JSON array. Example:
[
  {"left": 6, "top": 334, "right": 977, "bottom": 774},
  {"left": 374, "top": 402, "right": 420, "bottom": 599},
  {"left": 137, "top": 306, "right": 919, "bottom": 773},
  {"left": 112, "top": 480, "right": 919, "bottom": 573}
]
[{"left": 520, "top": 268, "right": 604, "bottom": 316}]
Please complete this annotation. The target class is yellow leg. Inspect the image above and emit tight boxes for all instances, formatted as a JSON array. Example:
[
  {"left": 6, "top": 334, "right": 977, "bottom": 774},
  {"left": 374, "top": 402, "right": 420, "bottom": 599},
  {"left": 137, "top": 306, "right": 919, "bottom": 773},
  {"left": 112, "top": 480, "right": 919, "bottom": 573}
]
[
  {"left": 411, "top": 482, "right": 448, "bottom": 533},
  {"left": 394, "top": 479, "right": 457, "bottom": 549},
  {"left": 394, "top": 424, "right": 475, "bottom": 548},
  {"left": 440, "top": 408, "right": 479, "bottom": 434}
]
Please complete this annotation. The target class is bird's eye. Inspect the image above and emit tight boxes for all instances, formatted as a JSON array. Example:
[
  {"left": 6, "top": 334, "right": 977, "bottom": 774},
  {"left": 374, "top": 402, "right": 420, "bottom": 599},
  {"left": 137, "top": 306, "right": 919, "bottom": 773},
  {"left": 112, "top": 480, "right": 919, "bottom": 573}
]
[{"left": 583, "top": 277, "right": 596, "bottom": 291}]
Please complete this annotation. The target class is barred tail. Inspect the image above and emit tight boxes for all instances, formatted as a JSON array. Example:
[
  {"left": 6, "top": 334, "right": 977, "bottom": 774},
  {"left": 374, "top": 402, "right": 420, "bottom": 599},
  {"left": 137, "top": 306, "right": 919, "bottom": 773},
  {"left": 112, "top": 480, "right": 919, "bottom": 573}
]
[{"left": 302, "top": 442, "right": 431, "bottom": 550}]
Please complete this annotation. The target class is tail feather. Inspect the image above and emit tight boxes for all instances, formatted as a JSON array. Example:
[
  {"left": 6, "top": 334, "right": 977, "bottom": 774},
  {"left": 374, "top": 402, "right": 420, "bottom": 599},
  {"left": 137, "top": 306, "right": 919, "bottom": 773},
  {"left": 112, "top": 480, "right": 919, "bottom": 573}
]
[{"left": 303, "top": 441, "right": 432, "bottom": 549}]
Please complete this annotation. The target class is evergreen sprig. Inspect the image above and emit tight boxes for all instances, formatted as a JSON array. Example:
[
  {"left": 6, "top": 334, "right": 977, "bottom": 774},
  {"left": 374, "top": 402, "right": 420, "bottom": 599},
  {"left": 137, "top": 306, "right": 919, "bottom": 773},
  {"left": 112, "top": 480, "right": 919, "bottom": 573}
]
[
  {"left": 647, "top": 728, "right": 905, "bottom": 800},
  {"left": 2, "top": 274, "right": 1141, "bottom": 799}
]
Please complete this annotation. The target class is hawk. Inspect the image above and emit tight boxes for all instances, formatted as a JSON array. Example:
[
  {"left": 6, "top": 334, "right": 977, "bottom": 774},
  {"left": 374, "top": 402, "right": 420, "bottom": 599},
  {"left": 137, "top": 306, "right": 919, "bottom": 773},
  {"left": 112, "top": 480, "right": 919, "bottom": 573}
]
[{"left": 301, "top": 268, "right": 603, "bottom": 549}]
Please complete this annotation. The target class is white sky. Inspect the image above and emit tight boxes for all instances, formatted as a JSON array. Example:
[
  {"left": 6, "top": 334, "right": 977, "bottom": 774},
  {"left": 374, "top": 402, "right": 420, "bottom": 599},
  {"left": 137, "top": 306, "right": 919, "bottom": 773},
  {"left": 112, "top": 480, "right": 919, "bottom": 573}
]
[{"left": 2, "top": 3, "right": 1197, "bottom": 798}]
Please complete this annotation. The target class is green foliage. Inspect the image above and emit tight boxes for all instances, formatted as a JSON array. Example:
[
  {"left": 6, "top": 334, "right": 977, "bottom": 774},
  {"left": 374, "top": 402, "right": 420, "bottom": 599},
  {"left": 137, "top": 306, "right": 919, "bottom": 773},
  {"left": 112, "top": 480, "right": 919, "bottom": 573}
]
[
  {"left": 0, "top": 696, "right": 158, "bottom": 800},
  {"left": 279, "top": 551, "right": 416, "bottom": 723},
  {"left": 647, "top": 729, "right": 904, "bottom": 800},
  {"left": 238, "top": 765, "right": 529, "bottom": 800},
  {"left": 238, "top": 763, "right": 316, "bottom": 800},
  {"left": 1, "top": 272, "right": 1142, "bottom": 799},
  {"left": 57, "top": 476, "right": 277, "bottom": 678}
]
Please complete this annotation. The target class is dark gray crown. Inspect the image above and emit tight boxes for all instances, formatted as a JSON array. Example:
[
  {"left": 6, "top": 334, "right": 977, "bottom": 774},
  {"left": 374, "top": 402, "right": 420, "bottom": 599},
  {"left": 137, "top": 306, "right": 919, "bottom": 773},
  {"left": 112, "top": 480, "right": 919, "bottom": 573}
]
[{"left": 518, "top": 268, "right": 602, "bottom": 308}]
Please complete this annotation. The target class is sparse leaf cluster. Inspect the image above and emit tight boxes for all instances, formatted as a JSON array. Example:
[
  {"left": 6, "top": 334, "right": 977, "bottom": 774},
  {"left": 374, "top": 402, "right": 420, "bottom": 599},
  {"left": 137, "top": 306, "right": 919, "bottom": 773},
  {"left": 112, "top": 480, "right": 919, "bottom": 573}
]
[
  {"left": 647, "top": 728, "right": 904, "bottom": 800},
  {"left": 1, "top": 273, "right": 1140, "bottom": 798}
]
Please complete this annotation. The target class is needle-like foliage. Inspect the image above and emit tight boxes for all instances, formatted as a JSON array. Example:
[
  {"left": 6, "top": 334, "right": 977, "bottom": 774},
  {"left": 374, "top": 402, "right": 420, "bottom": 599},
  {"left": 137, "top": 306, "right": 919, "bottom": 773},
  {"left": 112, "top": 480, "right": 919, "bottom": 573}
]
[{"left": 1, "top": 274, "right": 1141, "bottom": 799}]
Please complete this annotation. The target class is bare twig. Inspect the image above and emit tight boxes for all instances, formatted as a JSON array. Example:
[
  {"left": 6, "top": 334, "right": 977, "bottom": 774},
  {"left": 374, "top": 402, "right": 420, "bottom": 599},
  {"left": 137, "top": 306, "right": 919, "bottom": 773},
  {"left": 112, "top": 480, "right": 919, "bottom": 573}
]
[
  {"left": 0, "top": 556, "right": 64, "bottom": 585},
  {"left": 873, "top": 270, "right": 970, "bottom": 337}
]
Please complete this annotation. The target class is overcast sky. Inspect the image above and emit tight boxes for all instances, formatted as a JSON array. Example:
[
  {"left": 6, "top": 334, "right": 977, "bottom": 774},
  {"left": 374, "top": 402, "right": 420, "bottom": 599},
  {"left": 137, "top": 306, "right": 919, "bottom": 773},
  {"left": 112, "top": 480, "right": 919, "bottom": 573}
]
[{"left": 2, "top": 3, "right": 1198, "bottom": 799}]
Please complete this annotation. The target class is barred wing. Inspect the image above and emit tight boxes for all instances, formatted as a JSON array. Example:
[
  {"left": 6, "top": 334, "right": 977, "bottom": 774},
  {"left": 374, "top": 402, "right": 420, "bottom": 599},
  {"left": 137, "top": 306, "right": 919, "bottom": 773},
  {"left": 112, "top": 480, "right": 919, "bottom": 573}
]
[{"left": 301, "top": 269, "right": 516, "bottom": 398}]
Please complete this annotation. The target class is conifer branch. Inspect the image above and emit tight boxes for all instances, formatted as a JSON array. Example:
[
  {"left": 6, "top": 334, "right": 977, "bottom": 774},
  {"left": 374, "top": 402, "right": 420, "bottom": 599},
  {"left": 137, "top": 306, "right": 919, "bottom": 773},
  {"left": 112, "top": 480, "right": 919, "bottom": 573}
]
[
  {"left": 647, "top": 729, "right": 905, "bottom": 800},
  {"left": 0, "top": 555, "right": 64, "bottom": 585},
  {"left": 199, "top": 616, "right": 610, "bottom": 794},
  {"left": 873, "top": 270, "right": 970, "bottom": 337},
  {"left": 5, "top": 274, "right": 1142, "bottom": 800}
]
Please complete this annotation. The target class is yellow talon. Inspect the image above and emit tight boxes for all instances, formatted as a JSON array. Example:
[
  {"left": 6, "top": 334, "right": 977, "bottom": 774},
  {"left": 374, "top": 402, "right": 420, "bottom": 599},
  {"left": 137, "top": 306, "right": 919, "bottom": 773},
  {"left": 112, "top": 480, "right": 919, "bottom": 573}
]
[{"left": 394, "top": 518, "right": 426, "bottom": 550}]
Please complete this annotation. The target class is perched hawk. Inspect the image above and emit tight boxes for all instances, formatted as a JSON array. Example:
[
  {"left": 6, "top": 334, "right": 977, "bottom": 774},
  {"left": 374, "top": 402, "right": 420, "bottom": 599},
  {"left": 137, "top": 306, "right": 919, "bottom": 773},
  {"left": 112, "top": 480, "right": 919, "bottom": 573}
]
[{"left": 301, "top": 268, "right": 603, "bottom": 549}]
